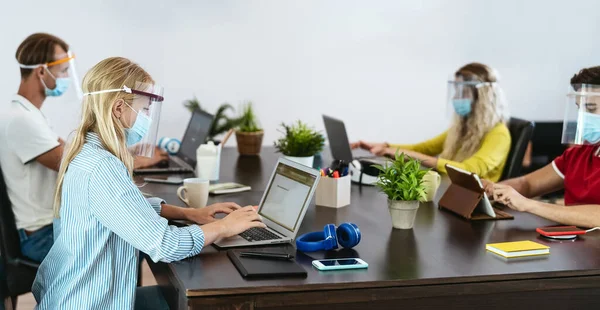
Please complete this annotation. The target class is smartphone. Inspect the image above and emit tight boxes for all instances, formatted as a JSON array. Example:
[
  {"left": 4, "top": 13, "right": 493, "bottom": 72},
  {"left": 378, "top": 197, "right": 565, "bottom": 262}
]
[
  {"left": 143, "top": 176, "right": 184, "bottom": 185},
  {"left": 312, "top": 258, "right": 368, "bottom": 271},
  {"left": 536, "top": 226, "right": 586, "bottom": 237}
]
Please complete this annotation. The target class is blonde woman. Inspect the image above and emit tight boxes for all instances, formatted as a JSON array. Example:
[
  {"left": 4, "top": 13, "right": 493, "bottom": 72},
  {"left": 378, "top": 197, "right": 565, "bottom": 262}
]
[
  {"left": 32, "top": 57, "right": 265, "bottom": 310},
  {"left": 353, "top": 63, "right": 511, "bottom": 182}
]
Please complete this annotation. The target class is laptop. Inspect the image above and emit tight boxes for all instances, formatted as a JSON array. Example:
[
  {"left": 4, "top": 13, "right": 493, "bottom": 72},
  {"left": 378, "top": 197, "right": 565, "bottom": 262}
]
[
  {"left": 214, "top": 158, "right": 321, "bottom": 248},
  {"left": 322, "top": 114, "right": 387, "bottom": 164},
  {"left": 134, "top": 109, "right": 214, "bottom": 174}
]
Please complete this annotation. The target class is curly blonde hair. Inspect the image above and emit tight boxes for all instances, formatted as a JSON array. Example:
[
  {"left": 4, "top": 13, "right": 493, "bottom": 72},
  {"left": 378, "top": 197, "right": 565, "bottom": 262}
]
[{"left": 440, "top": 63, "right": 509, "bottom": 162}]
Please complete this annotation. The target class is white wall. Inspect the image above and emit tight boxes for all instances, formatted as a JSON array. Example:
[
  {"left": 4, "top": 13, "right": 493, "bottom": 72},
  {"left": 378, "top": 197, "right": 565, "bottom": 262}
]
[{"left": 1, "top": 0, "right": 599, "bottom": 146}]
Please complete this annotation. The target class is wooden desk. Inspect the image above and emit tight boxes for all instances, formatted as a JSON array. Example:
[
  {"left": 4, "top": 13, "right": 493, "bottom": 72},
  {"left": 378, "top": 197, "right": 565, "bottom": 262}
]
[{"left": 145, "top": 148, "right": 600, "bottom": 310}]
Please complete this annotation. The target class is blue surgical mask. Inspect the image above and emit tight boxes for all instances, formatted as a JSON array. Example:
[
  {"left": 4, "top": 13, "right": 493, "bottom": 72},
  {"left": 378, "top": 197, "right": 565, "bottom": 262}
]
[
  {"left": 452, "top": 98, "right": 472, "bottom": 117},
  {"left": 41, "top": 68, "right": 70, "bottom": 97},
  {"left": 582, "top": 111, "right": 600, "bottom": 144},
  {"left": 124, "top": 103, "right": 152, "bottom": 146}
]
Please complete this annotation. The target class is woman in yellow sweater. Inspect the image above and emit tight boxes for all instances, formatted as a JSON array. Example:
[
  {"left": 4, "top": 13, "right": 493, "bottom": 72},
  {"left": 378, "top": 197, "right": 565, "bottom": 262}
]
[{"left": 353, "top": 63, "right": 511, "bottom": 182}]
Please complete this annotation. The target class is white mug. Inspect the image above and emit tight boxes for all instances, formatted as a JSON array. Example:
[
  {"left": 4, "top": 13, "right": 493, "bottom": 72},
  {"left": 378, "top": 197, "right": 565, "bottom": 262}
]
[
  {"left": 177, "top": 178, "right": 209, "bottom": 208},
  {"left": 421, "top": 171, "right": 441, "bottom": 202}
]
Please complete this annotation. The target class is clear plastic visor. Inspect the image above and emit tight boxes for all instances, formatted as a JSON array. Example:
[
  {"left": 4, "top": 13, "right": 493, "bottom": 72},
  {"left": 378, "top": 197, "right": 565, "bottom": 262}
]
[{"left": 562, "top": 84, "right": 600, "bottom": 145}]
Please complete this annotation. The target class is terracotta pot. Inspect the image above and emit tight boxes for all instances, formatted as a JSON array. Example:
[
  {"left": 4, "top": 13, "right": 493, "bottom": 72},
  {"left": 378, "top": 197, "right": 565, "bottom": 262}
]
[{"left": 235, "top": 131, "right": 263, "bottom": 156}]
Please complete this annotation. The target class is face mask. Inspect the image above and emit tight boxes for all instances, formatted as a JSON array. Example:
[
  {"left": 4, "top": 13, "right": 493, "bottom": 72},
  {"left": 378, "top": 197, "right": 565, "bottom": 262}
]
[
  {"left": 41, "top": 68, "right": 70, "bottom": 97},
  {"left": 582, "top": 111, "right": 600, "bottom": 144},
  {"left": 452, "top": 98, "right": 472, "bottom": 117},
  {"left": 124, "top": 103, "right": 152, "bottom": 146}
]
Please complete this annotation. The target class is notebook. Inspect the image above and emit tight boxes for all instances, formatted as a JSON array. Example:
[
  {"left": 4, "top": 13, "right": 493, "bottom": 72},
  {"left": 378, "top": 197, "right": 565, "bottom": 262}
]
[
  {"left": 486, "top": 240, "right": 550, "bottom": 258},
  {"left": 227, "top": 250, "right": 307, "bottom": 279},
  {"left": 209, "top": 183, "right": 251, "bottom": 195}
]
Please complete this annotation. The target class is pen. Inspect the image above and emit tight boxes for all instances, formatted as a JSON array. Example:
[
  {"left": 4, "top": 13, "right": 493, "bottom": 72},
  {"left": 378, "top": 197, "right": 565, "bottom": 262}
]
[{"left": 239, "top": 251, "right": 294, "bottom": 260}]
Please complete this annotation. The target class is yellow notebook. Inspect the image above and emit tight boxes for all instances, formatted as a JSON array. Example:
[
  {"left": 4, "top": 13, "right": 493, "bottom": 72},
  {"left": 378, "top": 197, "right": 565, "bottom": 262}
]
[{"left": 485, "top": 241, "right": 550, "bottom": 258}]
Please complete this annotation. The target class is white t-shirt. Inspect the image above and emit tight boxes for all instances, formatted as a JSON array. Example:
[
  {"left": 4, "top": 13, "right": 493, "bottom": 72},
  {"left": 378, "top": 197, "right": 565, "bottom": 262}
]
[{"left": 0, "top": 95, "right": 60, "bottom": 231}]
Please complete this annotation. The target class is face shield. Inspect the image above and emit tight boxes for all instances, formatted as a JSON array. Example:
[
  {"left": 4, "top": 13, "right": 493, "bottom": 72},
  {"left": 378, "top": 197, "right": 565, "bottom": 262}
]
[
  {"left": 446, "top": 79, "right": 506, "bottom": 120},
  {"left": 562, "top": 84, "right": 600, "bottom": 145},
  {"left": 19, "top": 51, "right": 83, "bottom": 102},
  {"left": 83, "top": 82, "right": 164, "bottom": 158}
]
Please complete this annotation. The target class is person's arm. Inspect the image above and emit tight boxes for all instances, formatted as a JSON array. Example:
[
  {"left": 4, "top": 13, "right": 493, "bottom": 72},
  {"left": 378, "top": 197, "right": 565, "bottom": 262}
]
[
  {"left": 435, "top": 126, "right": 510, "bottom": 179},
  {"left": 492, "top": 184, "right": 600, "bottom": 228},
  {"left": 493, "top": 163, "right": 564, "bottom": 198},
  {"left": 388, "top": 131, "right": 448, "bottom": 156},
  {"left": 88, "top": 156, "right": 263, "bottom": 263},
  {"left": 7, "top": 114, "right": 62, "bottom": 171},
  {"left": 527, "top": 202, "right": 600, "bottom": 228},
  {"left": 133, "top": 147, "right": 169, "bottom": 169},
  {"left": 158, "top": 202, "right": 241, "bottom": 225},
  {"left": 35, "top": 140, "right": 64, "bottom": 171}
]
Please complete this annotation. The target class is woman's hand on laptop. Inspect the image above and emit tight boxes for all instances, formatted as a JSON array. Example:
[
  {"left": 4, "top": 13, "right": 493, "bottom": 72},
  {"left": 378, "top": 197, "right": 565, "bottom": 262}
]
[
  {"left": 186, "top": 202, "right": 241, "bottom": 225},
  {"left": 200, "top": 206, "right": 265, "bottom": 245},
  {"left": 217, "top": 206, "right": 266, "bottom": 238}
]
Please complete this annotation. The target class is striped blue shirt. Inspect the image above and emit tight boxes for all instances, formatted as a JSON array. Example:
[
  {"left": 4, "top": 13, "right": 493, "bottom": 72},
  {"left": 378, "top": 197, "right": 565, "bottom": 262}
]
[{"left": 32, "top": 132, "right": 205, "bottom": 309}]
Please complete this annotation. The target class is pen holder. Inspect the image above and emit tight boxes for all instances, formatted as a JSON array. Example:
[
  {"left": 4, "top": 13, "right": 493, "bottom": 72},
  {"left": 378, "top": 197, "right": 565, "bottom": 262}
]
[{"left": 316, "top": 175, "right": 351, "bottom": 208}]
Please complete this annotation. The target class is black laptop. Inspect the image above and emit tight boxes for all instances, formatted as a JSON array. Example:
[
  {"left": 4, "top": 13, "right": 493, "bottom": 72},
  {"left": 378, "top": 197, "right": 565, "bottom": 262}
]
[{"left": 134, "top": 109, "right": 214, "bottom": 174}]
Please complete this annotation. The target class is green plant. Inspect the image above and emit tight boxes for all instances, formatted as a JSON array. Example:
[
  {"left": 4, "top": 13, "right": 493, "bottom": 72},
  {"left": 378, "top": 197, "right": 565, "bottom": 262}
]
[
  {"left": 183, "top": 97, "right": 242, "bottom": 141},
  {"left": 237, "top": 102, "right": 262, "bottom": 133},
  {"left": 183, "top": 96, "right": 202, "bottom": 113},
  {"left": 374, "top": 152, "right": 429, "bottom": 201},
  {"left": 274, "top": 121, "right": 325, "bottom": 157}
]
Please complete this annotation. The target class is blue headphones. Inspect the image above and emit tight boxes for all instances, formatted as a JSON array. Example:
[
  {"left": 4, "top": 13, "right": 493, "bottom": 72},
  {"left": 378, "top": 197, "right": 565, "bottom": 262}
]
[{"left": 295, "top": 223, "right": 361, "bottom": 252}]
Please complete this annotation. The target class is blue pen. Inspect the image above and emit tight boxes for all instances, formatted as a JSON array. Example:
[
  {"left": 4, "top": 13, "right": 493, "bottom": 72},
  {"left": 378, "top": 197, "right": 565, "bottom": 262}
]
[{"left": 342, "top": 167, "right": 349, "bottom": 177}]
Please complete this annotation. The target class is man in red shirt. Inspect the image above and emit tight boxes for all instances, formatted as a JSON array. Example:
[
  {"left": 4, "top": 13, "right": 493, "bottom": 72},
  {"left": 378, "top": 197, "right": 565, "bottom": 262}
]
[{"left": 484, "top": 66, "right": 600, "bottom": 228}]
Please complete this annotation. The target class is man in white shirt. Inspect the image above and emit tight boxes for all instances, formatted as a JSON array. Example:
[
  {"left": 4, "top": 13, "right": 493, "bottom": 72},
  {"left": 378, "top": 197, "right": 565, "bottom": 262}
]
[{"left": 0, "top": 33, "right": 73, "bottom": 264}]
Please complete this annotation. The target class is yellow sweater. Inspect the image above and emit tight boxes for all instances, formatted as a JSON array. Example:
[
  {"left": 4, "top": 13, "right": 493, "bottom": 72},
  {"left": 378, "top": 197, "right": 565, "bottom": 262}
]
[{"left": 389, "top": 123, "right": 511, "bottom": 182}]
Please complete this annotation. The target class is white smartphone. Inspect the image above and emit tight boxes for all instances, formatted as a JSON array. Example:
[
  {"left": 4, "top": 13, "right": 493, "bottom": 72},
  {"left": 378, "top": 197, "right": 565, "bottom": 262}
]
[
  {"left": 312, "top": 258, "right": 368, "bottom": 271},
  {"left": 143, "top": 176, "right": 184, "bottom": 185}
]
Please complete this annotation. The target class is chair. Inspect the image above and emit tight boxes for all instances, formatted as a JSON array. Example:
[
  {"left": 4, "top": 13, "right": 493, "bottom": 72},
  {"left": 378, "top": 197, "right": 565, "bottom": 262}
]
[
  {"left": 500, "top": 117, "right": 535, "bottom": 180},
  {"left": 0, "top": 166, "right": 39, "bottom": 309}
]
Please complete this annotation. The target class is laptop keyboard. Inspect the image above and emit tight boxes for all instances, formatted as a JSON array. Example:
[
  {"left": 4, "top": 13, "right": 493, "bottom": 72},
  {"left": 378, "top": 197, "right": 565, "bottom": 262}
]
[{"left": 239, "top": 227, "right": 282, "bottom": 242}]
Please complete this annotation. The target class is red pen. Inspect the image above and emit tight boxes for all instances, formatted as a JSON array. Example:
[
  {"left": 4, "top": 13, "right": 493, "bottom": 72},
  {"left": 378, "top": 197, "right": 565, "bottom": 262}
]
[{"left": 333, "top": 171, "right": 340, "bottom": 179}]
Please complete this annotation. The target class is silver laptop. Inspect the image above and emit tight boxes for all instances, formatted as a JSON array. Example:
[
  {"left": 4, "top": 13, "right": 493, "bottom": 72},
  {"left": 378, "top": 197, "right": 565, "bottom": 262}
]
[
  {"left": 214, "top": 158, "right": 321, "bottom": 248},
  {"left": 134, "top": 109, "right": 214, "bottom": 174}
]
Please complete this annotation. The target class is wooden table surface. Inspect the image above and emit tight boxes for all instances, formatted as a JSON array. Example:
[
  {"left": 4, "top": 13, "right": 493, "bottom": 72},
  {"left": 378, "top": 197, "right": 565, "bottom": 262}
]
[{"left": 144, "top": 147, "right": 600, "bottom": 310}]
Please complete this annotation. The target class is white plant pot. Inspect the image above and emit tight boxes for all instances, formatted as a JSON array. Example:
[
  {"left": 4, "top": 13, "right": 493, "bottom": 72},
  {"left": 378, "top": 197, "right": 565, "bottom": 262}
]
[
  {"left": 284, "top": 155, "right": 314, "bottom": 167},
  {"left": 387, "top": 200, "right": 420, "bottom": 229}
]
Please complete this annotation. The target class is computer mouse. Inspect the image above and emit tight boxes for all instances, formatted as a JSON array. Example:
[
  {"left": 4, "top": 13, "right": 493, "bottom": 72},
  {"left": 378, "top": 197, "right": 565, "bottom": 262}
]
[{"left": 156, "top": 160, "right": 169, "bottom": 168}]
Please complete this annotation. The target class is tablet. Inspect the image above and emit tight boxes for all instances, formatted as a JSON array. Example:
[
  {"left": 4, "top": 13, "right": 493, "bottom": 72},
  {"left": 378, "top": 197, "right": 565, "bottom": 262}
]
[{"left": 445, "top": 165, "right": 496, "bottom": 218}]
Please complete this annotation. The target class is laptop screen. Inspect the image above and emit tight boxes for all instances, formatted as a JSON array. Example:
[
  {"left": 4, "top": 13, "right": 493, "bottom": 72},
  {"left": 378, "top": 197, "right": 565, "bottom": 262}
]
[
  {"left": 178, "top": 110, "right": 214, "bottom": 167},
  {"left": 323, "top": 115, "right": 353, "bottom": 163},
  {"left": 259, "top": 162, "right": 318, "bottom": 232}
]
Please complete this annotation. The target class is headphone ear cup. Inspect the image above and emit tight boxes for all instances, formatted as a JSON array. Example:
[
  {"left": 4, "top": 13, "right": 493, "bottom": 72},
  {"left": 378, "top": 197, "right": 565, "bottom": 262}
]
[
  {"left": 323, "top": 224, "right": 338, "bottom": 250},
  {"left": 336, "top": 222, "right": 361, "bottom": 249}
]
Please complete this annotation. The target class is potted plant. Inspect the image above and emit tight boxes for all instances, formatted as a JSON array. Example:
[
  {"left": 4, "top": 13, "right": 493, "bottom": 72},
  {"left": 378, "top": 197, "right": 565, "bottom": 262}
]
[
  {"left": 274, "top": 121, "right": 325, "bottom": 167},
  {"left": 374, "top": 152, "right": 429, "bottom": 229},
  {"left": 235, "top": 102, "right": 264, "bottom": 156},
  {"left": 183, "top": 97, "right": 241, "bottom": 142}
]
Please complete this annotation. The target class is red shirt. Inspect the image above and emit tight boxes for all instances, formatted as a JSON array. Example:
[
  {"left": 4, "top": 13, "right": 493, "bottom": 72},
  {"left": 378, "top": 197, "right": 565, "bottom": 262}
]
[{"left": 553, "top": 145, "right": 600, "bottom": 205}]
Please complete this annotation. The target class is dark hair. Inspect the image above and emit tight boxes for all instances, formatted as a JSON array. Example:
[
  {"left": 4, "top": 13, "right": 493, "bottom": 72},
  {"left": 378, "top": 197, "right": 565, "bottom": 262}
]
[
  {"left": 15, "top": 33, "right": 69, "bottom": 78},
  {"left": 571, "top": 66, "right": 600, "bottom": 86}
]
